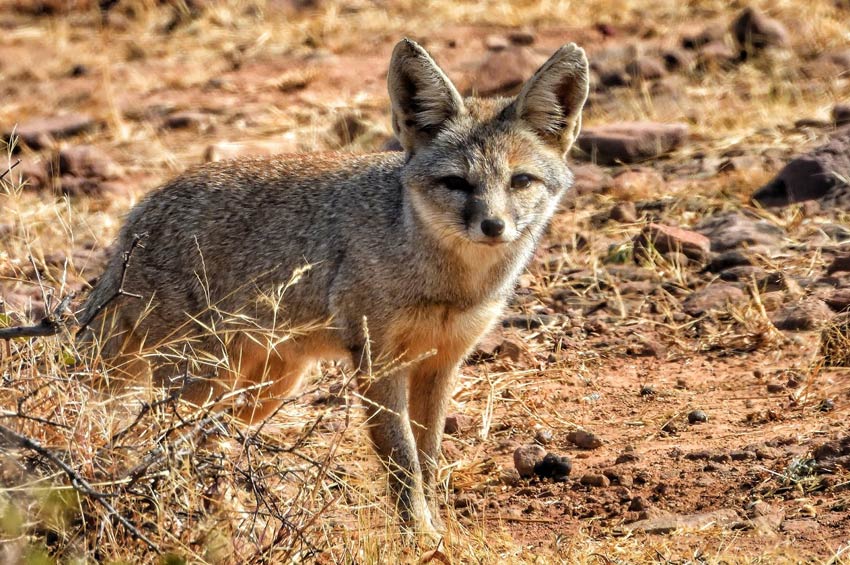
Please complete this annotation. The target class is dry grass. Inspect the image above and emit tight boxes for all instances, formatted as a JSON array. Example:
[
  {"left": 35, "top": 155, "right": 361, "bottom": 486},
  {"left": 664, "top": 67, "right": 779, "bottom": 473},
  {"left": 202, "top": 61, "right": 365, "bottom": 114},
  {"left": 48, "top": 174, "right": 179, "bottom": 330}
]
[{"left": 2, "top": 0, "right": 850, "bottom": 563}]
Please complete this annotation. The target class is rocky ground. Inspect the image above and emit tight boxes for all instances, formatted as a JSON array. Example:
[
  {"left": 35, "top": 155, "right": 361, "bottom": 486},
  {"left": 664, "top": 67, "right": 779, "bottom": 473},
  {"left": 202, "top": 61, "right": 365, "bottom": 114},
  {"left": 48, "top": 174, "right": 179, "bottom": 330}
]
[{"left": 1, "top": 1, "right": 850, "bottom": 563}]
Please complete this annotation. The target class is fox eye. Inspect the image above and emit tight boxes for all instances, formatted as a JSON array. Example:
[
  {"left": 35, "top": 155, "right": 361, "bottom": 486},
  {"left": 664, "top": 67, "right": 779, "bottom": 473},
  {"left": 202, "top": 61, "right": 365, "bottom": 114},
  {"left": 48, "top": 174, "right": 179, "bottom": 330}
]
[
  {"left": 440, "top": 175, "right": 474, "bottom": 193},
  {"left": 510, "top": 173, "right": 535, "bottom": 190}
]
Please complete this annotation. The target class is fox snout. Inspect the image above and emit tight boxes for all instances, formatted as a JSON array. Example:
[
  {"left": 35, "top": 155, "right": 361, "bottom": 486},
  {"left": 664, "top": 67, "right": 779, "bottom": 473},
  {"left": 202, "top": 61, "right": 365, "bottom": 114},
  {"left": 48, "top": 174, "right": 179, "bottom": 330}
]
[{"left": 463, "top": 197, "right": 517, "bottom": 245}]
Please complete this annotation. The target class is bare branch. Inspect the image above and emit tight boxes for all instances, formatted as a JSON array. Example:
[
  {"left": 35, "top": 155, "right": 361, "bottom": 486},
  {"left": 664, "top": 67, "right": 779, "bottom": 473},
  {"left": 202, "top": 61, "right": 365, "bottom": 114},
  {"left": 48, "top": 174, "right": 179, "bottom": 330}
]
[
  {"left": 0, "top": 423, "right": 160, "bottom": 553},
  {"left": 0, "top": 158, "right": 21, "bottom": 181},
  {"left": 0, "top": 293, "right": 75, "bottom": 341}
]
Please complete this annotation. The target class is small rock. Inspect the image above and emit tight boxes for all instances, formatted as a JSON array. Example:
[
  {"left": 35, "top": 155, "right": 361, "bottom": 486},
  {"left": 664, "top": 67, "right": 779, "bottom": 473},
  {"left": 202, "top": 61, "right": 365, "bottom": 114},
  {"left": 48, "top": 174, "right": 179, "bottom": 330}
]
[
  {"left": 772, "top": 299, "right": 833, "bottom": 331},
  {"left": 577, "top": 121, "right": 688, "bottom": 165},
  {"left": 616, "top": 452, "right": 640, "bottom": 465},
  {"left": 444, "top": 413, "right": 470, "bottom": 435},
  {"left": 697, "top": 40, "right": 739, "bottom": 69},
  {"left": 826, "top": 288, "right": 850, "bottom": 312},
  {"left": 634, "top": 223, "right": 711, "bottom": 263},
  {"left": 514, "top": 444, "right": 547, "bottom": 478},
  {"left": 58, "top": 145, "right": 123, "bottom": 179},
  {"left": 534, "top": 428, "right": 554, "bottom": 445},
  {"left": 468, "top": 47, "right": 545, "bottom": 96},
  {"left": 567, "top": 429, "right": 603, "bottom": 450},
  {"left": 730, "top": 450, "right": 756, "bottom": 461},
  {"left": 688, "top": 410, "right": 708, "bottom": 424},
  {"left": 580, "top": 473, "right": 610, "bottom": 488},
  {"left": 780, "top": 519, "right": 820, "bottom": 535},
  {"left": 533, "top": 453, "right": 572, "bottom": 481},
  {"left": 827, "top": 253, "right": 850, "bottom": 275},
  {"left": 682, "top": 283, "right": 747, "bottom": 317},
  {"left": 661, "top": 48, "right": 695, "bottom": 71},
  {"left": 507, "top": 30, "right": 535, "bottom": 46},
  {"left": 164, "top": 110, "right": 210, "bottom": 130},
  {"left": 682, "top": 23, "right": 726, "bottom": 50},
  {"left": 731, "top": 7, "right": 790, "bottom": 55},
  {"left": 835, "top": 104, "right": 850, "bottom": 126},
  {"left": 625, "top": 56, "right": 666, "bottom": 81},
  {"left": 817, "top": 398, "right": 836, "bottom": 412},
  {"left": 766, "top": 382, "right": 785, "bottom": 393},
  {"left": 609, "top": 201, "right": 637, "bottom": 223},
  {"left": 8, "top": 113, "right": 96, "bottom": 150},
  {"left": 706, "top": 250, "right": 756, "bottom": 273},
  {"left": 629, "top": 496, "right": 649, "bottom": 511}
]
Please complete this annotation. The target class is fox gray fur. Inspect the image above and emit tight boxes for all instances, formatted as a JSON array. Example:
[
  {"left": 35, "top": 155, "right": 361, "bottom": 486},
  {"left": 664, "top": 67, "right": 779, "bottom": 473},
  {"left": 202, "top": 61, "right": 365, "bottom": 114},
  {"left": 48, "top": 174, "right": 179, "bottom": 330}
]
[{"left": 78, "top": 38, "right": 589, "bottom": 538}]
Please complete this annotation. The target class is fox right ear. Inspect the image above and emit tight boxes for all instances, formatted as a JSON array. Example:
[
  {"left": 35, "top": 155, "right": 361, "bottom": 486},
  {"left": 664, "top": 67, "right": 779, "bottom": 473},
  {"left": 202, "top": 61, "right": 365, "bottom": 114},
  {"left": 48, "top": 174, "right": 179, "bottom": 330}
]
[
  {"left": 512, "top": 43, "right": 589, "bottom": 156},
  {"left": 388, "top": 38, "right": 465, "bottom": 155}
]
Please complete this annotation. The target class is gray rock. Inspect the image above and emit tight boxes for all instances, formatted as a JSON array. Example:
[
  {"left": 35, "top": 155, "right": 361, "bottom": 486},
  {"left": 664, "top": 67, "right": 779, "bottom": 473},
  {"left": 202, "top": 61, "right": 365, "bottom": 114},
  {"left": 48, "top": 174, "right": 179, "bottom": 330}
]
[
  {"left": 695, "top": 212, "right": 785, "bottom": 252},
  {"left": 772, "top": 299, "right": 833, "bottom": 331},
  {"left": 752, "top": 128, "right": 850, "bottom": 208},
  {"left": 682, "top": 283, "right": 747, "bottom": 317}
]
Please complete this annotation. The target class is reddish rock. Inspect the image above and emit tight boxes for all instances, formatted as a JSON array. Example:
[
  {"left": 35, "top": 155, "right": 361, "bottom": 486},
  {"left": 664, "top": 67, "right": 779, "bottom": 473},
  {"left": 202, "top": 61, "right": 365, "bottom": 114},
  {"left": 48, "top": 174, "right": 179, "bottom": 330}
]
[
  {"left": 731, "top": 7, "right": 790, "bottom": 54},
  {"left": 625, "top": 56, "right": 666, "bottom": 81},
  {"left": 467, "top": 47, "right": 545, "bottom": 97},
  {"left": 578, "top": 122, "right": 688, "bottom": 164},
  {"left": 8, "top": 113, "right": 96, "bottom": 150},
  {"left": 567, "top": 429, "right": 603, "bottom": 449},
  {"left": 609, "top": 201, "right": 638, "bottom": 223},
  {"left": 697, "top": 40, "right": 739, "bottom": 69},
  {"left": 58, "top": 145, "right": 123, "bottom": 179},
  {"left": 444, "top": 413, "right": 471, "bottom": 435},
  {"left": 681, "top": 23, "right": 727, "bottom": 50},
  {"left": 682, "top": 283, "right": 747, "bottom": 317},
  {"left": 514, "top": 444, "right": 546, "bottom": 478},
  {"left": 570, "top": 163, "right": 613, "bottom": 197},
  {"left": 634, "top": 223, "right": 711, "bottom": 263}
]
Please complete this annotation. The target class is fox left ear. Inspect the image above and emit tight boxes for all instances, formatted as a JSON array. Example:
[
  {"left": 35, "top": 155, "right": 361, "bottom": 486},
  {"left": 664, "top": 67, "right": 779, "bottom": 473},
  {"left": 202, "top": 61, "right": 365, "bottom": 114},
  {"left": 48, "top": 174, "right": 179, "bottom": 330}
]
[{"left": 511, "top": 43, "right": 590, "bottom": 156}]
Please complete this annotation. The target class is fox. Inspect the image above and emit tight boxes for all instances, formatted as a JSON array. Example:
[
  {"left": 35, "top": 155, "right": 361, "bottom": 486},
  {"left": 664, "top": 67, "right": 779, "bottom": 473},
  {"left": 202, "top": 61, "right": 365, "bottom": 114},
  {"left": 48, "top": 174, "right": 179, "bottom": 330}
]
[{"left": 77, "top": 38, "right": 590, "bottom": 538}]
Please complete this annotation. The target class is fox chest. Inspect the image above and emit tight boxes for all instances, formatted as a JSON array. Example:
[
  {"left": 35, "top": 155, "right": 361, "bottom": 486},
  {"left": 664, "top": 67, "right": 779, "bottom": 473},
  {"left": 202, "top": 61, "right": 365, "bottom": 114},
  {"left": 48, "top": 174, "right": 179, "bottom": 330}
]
[{"left": 385, "top": 301, "right": 503, "bottom": 364}]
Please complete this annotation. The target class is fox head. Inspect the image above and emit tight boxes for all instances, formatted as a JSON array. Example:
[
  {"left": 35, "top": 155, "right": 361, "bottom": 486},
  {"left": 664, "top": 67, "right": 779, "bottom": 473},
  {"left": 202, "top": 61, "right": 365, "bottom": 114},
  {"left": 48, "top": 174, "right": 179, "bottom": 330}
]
[{"left": 389, "top": 38, "right": 589, "bottom": 252}]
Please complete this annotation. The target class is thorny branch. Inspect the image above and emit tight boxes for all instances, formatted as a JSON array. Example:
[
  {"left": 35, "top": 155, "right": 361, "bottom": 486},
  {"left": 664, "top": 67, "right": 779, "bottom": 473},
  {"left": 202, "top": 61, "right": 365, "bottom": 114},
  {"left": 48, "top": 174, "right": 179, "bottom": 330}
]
[{"left": 0, "top": 423, "right": 161, "bottom": 553}]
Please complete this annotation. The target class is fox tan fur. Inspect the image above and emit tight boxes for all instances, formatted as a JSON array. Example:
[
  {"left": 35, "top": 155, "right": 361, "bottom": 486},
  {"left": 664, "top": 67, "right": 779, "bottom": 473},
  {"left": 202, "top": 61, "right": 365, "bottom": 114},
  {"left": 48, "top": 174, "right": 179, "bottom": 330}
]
[{"left": 78, "top": 38, "right": 589, "bottom": 537}]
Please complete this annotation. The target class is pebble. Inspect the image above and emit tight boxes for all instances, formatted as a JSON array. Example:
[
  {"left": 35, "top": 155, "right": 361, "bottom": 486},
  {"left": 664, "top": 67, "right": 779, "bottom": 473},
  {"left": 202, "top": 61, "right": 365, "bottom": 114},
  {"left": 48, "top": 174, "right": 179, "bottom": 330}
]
[{"left": 688, "top": 410, "right": 708, "bottom": 424}]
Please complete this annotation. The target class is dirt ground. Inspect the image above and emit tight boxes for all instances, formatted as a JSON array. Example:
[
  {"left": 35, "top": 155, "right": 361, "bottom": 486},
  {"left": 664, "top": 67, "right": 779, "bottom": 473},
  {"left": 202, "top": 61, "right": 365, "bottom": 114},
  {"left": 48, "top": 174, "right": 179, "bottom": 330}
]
[{"left": 1, "top": 1, "right": 850, "bottom": 563}]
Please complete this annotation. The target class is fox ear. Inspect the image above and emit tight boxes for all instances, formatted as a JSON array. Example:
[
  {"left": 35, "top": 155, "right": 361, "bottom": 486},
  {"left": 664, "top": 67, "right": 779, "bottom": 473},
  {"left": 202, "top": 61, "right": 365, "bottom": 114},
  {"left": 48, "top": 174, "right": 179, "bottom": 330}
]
[
  {"left": 388, "top": 38, "right": 465, "bottom": 154},
  {"left": 512, "top": 43, "right": 589, "bottom": 156}
]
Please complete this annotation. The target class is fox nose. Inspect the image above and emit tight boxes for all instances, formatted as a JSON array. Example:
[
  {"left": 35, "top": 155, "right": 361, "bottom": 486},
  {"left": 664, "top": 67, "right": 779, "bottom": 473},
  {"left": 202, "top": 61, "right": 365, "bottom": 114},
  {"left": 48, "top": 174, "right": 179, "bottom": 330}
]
[{"left": 480, "top": 218, "right": 505, "bottom": 238}]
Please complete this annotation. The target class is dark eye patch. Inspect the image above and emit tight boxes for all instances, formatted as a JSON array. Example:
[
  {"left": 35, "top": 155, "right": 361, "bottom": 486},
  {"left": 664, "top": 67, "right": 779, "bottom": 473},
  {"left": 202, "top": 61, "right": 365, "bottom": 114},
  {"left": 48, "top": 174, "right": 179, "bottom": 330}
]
[
  {"left": 510, "top": 173, "right": 535, "bottom": 190},
  {"left": 440, "top": 175, "right": 475, "bottom": 193}
]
